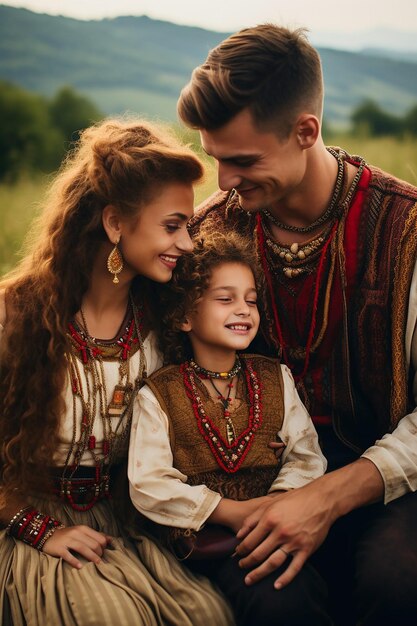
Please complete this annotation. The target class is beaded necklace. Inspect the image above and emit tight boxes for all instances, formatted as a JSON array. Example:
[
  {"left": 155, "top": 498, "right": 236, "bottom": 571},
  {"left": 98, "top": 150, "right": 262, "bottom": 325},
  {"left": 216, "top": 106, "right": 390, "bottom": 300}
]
[
  {"left": 63, "top": 294, "right": 146, "bottom": 510},
  {"left": 181, "top": 358, "right": 262, "bottom": 473},
  {"left": 257, "top": 150, "right": 367, "bottom": 382},
  {"left": 189, "top": 358, "right": 242, "bottom": 380},
  {"left": 263, "top": 221, "right": 333, "bottom": 279},
  {"left": 262, "top": 147, "right": 344, "bottom": 234}
]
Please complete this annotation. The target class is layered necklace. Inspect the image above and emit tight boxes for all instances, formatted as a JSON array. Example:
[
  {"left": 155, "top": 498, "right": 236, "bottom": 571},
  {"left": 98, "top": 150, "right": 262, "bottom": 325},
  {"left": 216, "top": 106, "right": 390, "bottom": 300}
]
[
  {"left": 63, "top": 294, "right": 146, "bottom": 510},
  {"left": 257, "top": 149, "right": 367, "bottom": 381},
  {"left": 262, "top": 147, "right": 345, "bottom": 235},
  {"left": 261, "top": 147, "right": 347, "bottom": 279},
  {"left": 181, "top": 357, "right": 262, "bottom": 473}
]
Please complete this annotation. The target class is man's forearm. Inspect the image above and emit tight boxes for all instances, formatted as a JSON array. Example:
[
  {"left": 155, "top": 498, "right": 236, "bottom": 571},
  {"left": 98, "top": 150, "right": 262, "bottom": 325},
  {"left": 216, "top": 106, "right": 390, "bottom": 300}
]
[{"left": 315, "top": 457, "right": 385, "bottom": 522}]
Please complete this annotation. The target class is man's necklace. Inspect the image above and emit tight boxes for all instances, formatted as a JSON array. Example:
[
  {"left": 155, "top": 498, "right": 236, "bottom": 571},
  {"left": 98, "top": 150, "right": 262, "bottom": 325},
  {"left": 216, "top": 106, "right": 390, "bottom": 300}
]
[{"left": 262, "top": 147, "right": 344, "bottom": 234}]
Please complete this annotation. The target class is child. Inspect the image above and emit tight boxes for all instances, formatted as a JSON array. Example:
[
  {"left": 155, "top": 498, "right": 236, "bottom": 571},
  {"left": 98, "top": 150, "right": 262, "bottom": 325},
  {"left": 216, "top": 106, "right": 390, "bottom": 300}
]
[{"left": 128, "top": 231, "right": 328, "bottom": 626}]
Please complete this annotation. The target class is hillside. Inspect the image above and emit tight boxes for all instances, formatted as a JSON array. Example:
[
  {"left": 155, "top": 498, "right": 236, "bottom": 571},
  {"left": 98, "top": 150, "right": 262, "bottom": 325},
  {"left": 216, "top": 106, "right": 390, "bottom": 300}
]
[{"left": 1, "top": 5, "right": 417, "bottom": 126}]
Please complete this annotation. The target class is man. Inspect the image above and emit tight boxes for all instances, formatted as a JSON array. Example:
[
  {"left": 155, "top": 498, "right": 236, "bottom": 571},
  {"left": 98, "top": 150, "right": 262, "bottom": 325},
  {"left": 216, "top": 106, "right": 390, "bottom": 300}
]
[{"left": 178, "top": 24, "right": 417, "bottom": 626}]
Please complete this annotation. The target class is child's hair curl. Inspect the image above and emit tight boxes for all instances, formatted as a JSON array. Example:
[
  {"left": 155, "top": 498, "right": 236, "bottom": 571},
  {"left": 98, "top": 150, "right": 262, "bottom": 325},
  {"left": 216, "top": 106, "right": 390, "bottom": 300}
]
[{"left": 160, "top": 229, "right": 263, "bottom": 364}]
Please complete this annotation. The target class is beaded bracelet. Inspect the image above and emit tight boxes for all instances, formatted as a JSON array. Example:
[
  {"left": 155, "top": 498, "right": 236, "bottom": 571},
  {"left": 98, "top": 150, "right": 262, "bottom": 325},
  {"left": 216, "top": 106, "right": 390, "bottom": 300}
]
[
  {"left": 5, "top": 506, "right": 32, "bottom": 535},
  {"left": 6, "top": 507, "right": 64, "bottom": 551},
  {"left": 37, "top": 523, "right": 66, "bottom": 551}
]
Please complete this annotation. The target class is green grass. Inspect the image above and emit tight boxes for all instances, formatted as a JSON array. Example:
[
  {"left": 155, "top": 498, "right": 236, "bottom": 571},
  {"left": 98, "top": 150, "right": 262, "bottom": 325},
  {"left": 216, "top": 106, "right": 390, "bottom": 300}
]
[
  {"left": 1, "top": 135, "right": 417, "bottom": 276},
  {"left": 327, "top": 133, "right": 417, "bottom": 185},
  {"left": 0, "top": 175, "right": 47, "bottom": 275}
]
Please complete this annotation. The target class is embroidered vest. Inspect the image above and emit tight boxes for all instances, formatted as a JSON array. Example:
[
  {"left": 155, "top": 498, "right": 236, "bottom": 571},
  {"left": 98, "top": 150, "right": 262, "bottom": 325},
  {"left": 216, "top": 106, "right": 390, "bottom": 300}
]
[
  {"left": 146, "top": 354, "right": 285, "bottom": 500},
  {"left": 189, "top": 165, "right": 417, "bottom": 453}
]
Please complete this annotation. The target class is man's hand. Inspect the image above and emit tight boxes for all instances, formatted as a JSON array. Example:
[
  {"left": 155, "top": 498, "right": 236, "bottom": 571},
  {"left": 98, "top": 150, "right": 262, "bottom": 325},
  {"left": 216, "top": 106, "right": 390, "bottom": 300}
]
[
  {"left": 235, "top": 481, "right": 333, "bottom": 588},
  {"left": 234, "top": 459, "right": 384, "bottom": 589}
]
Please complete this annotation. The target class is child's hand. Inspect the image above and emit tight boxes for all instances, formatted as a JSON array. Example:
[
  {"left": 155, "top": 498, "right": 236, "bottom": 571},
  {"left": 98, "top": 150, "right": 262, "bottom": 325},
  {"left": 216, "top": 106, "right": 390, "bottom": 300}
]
[
  {"left": 42, "top": 525, "right": 112, "bottom": 569},
  {"left": 268, "top": 440, "right": 286, "bottom": 461},
  {"left": 227, "top": 497, "right": 275, "bottom": 534}
]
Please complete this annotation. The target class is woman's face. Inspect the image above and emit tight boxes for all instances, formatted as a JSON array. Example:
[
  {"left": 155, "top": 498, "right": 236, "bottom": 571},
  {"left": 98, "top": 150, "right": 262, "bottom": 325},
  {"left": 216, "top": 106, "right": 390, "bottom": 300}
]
[{"left": 119, "top": 182, "right": 195, "bottom": 282}]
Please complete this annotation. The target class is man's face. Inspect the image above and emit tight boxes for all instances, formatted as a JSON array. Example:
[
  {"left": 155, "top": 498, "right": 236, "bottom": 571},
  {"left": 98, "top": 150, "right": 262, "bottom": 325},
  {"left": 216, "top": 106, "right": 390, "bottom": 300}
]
[{"left": 200, "top": 108, "right": 306, "bottom": 212}]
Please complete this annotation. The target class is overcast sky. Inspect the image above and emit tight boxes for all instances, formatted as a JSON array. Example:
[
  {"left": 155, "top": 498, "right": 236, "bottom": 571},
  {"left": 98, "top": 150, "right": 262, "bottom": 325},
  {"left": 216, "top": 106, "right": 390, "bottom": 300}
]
[{"left": 3, "top": 0, "right": 417, "bottom": 35}]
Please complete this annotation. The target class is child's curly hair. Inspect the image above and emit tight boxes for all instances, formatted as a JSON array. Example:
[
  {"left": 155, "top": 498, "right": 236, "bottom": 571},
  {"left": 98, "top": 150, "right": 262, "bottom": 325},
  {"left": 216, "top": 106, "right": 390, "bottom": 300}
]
[{"left": 160, "top": 228, "right": 264, "bottom": 364}]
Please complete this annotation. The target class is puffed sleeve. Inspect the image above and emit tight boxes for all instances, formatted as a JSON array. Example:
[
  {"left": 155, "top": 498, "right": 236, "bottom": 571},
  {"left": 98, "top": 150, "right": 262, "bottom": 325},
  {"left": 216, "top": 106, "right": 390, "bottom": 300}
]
[
  {"left": 128, "top": 385, "right": 221, "bottom": 530},
  {"left": 268, "top": 365, "right": 327, "bottom": 492}
]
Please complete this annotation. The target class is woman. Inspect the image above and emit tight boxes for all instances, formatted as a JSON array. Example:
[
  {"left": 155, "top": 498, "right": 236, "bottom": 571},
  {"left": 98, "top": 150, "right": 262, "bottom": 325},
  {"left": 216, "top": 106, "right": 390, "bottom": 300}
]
[{"left": 0, "top": 118, "right": 234, "bottom": 626}]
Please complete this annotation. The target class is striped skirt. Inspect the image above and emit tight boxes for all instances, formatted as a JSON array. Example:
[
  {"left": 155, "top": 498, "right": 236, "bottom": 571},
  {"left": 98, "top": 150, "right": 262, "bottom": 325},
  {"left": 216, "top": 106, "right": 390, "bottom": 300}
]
[{"left": 0, "top": 496, "right": 235, "bottom": 626}]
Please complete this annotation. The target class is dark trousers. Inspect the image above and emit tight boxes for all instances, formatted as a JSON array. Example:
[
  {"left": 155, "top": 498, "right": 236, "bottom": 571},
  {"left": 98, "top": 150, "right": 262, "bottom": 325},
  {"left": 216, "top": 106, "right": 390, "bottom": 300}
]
[
  {"left": 315, "top": 490, "right": 417, "bottom": 626},
  {"left": 186, "top": 490, "right": 417, "bottom": 626},
  {"left": 187, "top": 552, "right": 331, "bottom": 626}
]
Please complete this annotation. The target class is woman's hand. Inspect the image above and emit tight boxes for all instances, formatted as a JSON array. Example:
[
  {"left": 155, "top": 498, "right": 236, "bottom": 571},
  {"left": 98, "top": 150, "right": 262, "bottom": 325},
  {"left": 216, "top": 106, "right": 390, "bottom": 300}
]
[{"left": 42, "top": 525, "right": 112, "bottom": 569}]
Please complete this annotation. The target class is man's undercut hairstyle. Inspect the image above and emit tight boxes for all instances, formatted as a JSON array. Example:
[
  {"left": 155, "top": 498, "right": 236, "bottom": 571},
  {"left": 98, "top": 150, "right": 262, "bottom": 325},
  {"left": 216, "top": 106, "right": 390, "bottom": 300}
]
[{"left": 178, "top": 23, "right": 323, "bottom": 137}]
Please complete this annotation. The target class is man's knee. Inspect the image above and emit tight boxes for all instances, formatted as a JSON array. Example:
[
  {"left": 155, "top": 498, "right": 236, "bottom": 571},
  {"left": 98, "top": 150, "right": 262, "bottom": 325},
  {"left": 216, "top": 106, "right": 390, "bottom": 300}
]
[
  {"left": 219, "top": 560, "right": 331, "bottom": 626},
  {"left": 355, "top": 493, "right": 417, "bottom": 625}
]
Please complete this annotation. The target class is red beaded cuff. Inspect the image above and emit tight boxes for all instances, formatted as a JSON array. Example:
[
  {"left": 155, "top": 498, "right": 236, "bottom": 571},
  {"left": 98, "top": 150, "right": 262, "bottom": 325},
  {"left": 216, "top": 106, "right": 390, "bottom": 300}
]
[{"left": 6, "top": 507, "right": 64, "bottom": 550}]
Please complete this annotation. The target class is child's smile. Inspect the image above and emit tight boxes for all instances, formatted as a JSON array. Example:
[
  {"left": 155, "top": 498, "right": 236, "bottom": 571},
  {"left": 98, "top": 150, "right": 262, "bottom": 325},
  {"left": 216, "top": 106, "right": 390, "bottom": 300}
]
[{"left": 182, "top": 261, "right": 260, "bottom": 370}]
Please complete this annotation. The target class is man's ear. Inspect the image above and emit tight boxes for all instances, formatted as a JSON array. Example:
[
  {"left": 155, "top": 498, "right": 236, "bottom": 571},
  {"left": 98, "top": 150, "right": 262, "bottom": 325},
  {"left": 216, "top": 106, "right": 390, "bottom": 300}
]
[
  {"left": 102, "top": 204, "right": 123, "bottom": 244},
  {"left": 180, "top": 317, "right": 192, "bottom": 332},
  {"left": 295, "top": 113, "right": 320, "bottom": 149}
]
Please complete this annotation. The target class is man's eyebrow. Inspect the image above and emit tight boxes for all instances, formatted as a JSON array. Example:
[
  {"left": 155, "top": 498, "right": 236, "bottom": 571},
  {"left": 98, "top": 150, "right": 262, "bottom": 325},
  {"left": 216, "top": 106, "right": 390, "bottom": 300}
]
[{"left": 201, "top": 148, "right": 259, "bottom": 162}]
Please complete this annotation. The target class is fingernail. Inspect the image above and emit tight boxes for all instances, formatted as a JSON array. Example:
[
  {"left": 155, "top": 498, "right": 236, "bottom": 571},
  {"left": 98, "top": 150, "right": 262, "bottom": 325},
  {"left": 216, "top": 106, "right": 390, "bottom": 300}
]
[
  {"left": 231, "top": 551, "right": 238, "bottom": 558},
  {"left": 245, "top": 575, "right": 253, "bottom": 586},
  {"left": 274, "top": 582, "right": 282, "bottom": 590}
]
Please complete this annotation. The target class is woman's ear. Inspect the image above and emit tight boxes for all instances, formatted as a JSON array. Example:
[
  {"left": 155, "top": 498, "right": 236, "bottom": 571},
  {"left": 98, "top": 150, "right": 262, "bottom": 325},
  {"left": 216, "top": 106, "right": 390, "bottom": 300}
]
[{"left": 102, "top": 204, "right": 123, "bottom": 244}]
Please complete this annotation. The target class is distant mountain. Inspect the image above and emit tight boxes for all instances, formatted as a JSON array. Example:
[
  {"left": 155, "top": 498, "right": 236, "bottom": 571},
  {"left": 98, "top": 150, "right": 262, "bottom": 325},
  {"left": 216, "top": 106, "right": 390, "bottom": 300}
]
[
  {"left": 311, "top": 27, "right": 417, "bottom": 55},
  {"left": 1, "top": 5, "right": 417, "bottom": 127}
]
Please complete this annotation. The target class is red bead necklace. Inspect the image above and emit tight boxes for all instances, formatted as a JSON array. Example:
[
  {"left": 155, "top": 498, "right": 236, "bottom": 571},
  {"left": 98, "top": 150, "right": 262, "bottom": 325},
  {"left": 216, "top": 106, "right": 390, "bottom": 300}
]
[{"left": 181, "top": 358, "right": 263, "bottom": 473}]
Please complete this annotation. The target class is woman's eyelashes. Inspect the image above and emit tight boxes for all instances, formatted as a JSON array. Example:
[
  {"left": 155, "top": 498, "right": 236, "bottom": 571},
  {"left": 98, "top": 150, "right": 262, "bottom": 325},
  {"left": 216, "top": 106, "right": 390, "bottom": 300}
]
[{"left": 164, "top": 222, "right": 182, "bottom": 233}]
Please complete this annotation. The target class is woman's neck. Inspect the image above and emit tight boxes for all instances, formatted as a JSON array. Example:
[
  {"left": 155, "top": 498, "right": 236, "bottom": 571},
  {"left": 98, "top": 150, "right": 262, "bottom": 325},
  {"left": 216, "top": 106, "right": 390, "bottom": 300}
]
[{"left": 79, "top": 245, "right": 134, "bottom": 340}]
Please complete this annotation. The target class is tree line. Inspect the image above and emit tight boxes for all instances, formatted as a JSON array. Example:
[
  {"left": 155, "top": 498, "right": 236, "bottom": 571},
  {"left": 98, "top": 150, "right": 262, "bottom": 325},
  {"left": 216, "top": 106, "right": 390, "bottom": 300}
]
[
  {"left": 351, "top": 99, "right": 417, "bottom": 137},
  {"left": 1, "top": 80, "right": 417, "bottom": 181},
  {"left": 0, "top": 81, "right": 103, "bottom": 180}
]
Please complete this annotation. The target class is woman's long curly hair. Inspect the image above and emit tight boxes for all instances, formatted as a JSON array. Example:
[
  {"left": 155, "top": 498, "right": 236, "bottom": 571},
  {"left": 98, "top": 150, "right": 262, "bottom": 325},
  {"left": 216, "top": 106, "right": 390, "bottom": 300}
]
[
  {"left": 0, "top": 117, "right": 203, "bottom": 497},
  {"left": 160, "top": 229, "right": 264, "bottom": 365}
]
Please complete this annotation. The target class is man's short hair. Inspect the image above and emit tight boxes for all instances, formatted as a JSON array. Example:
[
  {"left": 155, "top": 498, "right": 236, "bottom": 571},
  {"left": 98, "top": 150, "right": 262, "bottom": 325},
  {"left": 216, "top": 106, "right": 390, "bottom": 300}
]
[{"left": 178, "top": 23, "right": 323, "bottom": 137}]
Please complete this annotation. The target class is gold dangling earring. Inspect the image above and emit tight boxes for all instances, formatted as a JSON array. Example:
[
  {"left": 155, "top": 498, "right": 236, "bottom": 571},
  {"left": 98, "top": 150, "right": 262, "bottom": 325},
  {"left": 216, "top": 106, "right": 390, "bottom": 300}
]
[{"left": 107, "top": 237, "right": 123, "bottom": 284}]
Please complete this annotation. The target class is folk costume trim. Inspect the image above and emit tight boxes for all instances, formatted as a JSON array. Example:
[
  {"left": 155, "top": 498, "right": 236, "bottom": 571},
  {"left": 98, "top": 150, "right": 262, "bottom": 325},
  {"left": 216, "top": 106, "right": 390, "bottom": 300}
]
[
  {"left": 63, "top": 294, "right": 146, "bottom": 510},
  {"left": 181, "top": 358, "right": 262, "bottom": 473},
  {"left": 391, "top": 201, "right": 417, "bottom": 424}
]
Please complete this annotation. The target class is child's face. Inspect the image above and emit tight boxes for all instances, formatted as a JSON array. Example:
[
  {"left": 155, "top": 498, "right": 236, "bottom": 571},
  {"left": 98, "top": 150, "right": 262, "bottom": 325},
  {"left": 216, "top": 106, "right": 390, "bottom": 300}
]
[{"left": 183, "top": 262, "right": 260, "bottom": 356}]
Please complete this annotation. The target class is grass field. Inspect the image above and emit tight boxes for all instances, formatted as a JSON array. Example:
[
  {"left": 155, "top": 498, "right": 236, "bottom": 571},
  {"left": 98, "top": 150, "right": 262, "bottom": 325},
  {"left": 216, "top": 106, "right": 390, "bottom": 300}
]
[{"left": 1, "top": 134, "right": 417, "bottom": 276}]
